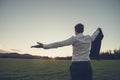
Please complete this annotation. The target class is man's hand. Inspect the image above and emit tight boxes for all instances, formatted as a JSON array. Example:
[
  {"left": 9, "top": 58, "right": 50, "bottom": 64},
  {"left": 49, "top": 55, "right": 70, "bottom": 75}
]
[{"left": 31, "top": 42, "right": 43, "bottom": 48}]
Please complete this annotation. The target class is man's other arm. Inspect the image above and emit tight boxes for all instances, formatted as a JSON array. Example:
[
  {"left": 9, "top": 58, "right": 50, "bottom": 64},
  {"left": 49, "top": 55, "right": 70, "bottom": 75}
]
[
  {"left": 91, "top": 28, "right": 101, "bottom": 42},
  {"left": 43, "top": 36, "right": 75, "bottom": 49}
]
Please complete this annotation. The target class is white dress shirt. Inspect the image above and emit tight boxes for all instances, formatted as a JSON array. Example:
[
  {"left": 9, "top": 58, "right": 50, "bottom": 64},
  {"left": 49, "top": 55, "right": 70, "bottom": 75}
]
[{"left": 43, "top": 30, "right": 99, "bottom": 62}]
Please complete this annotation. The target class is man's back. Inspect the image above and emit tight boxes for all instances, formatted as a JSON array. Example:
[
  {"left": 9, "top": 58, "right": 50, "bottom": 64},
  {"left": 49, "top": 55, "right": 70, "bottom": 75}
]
[{"left": 72, "top": 33, "right": 91, "bottom": 61}]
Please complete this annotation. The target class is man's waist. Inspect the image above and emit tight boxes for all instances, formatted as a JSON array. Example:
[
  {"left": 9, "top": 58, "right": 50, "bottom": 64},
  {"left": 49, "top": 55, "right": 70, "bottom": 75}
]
[{"left": 72, "top": 57, "right": 90, "bottom": 62}]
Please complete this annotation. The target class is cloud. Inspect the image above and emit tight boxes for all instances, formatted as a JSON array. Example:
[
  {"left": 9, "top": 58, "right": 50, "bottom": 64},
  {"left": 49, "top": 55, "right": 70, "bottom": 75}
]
[
  {"left": 0, "top": 48, "right": 22, "bottom": 53},
  {"left": 11, "top": 49, "right": 22, "bottom": 52},
  {"left": 0, "top": 49, "right": 11, "bottom": 53}
]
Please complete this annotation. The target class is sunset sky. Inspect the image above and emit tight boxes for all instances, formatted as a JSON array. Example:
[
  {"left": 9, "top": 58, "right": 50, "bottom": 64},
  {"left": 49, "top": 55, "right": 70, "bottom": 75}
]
[{"left": 0, "top": 0, "right": 120, "bottom": 57}]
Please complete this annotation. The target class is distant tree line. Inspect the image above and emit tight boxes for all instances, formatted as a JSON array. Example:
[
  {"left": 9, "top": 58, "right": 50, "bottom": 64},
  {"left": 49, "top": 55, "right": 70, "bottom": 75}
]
[
  {"left": 0, "top": 53, "right": 50, "bottom": 59},
  {"left": 99, "top": 48, "right": 120, "bottom": 60},
  {"left": 0, "top": 48, "right": 120, "bottom": 60}
]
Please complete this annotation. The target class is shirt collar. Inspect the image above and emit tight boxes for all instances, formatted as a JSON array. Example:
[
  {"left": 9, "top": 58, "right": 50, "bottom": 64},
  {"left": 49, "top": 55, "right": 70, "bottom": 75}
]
[{"left": 76, "top": 33, "right": 83, "bottom": 36}]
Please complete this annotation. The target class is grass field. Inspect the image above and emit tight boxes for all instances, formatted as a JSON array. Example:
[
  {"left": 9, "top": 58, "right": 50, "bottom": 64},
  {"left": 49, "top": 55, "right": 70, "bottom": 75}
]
[{"left": 0, "top": 59, "right": 120, "bottom": 80}]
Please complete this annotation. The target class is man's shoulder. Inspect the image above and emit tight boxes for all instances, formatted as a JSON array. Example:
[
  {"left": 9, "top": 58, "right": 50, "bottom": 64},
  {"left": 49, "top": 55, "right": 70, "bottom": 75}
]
[
  {"left": 84, "top": 35, "right": 91, "bottom": 37},
  {"left": 82, "top": 35, "right": 91, "bottom": 39}
]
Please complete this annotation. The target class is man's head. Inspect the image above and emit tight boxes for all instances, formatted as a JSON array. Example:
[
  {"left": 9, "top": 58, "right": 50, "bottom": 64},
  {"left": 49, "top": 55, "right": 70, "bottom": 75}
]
[{"left": 75, "top": 23, "right": 84, "bottom": 35}]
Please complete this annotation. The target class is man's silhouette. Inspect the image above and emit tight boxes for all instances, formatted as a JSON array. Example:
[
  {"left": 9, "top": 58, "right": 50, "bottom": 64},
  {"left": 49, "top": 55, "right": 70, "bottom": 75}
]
[{"left": 31, "top": 23, "right": 102, "bottom": 80}]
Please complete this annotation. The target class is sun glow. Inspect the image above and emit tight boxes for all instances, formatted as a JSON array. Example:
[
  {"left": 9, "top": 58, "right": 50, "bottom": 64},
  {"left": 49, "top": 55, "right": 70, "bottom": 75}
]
[{"left": 51, "top": 57, "right": 56, "bottom": 60}]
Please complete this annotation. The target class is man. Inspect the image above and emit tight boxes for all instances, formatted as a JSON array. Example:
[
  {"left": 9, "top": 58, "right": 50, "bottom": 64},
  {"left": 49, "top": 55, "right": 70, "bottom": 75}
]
[{"left": 31, "top": 23, "right": 101, "bottom": 80}]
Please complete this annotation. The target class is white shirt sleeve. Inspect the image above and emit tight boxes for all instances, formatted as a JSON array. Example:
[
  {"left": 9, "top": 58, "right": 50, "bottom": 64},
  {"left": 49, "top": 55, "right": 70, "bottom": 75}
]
[
  {"left": 91, "top": 30, "right": 100, "bottom": 42},
  {"left": 43, "top": 36, "right": 75, "bottom": 49}
]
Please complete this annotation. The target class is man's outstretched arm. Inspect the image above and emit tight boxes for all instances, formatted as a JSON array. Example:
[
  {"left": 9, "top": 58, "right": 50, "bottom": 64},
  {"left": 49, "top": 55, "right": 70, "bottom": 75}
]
[{"left": 31, "top": 36, "right": 75, "bottom": 49}]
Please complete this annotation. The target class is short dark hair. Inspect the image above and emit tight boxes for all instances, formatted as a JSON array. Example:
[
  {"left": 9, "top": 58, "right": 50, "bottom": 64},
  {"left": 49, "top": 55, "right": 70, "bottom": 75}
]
[{"left": 75, "top": 23, "right": 84, "bottom": 33}]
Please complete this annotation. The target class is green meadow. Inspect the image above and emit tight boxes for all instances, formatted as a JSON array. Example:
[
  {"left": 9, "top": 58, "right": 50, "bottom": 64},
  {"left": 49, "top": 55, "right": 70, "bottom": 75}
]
[{"left": 0, "top": 59, "right": 120, "bottom": 80}]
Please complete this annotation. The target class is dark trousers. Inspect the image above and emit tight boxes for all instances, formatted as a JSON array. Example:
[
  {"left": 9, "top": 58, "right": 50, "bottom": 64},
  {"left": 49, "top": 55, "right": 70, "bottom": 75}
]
[{"left": 70, "top": 61, "right": 92, "bottom": 80}]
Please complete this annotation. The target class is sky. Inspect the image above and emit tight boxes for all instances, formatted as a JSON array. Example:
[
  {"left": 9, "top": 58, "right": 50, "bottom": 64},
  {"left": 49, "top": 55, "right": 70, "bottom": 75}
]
[{"left": 0, "top": 0, "right": 120, "bottom": 57}]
